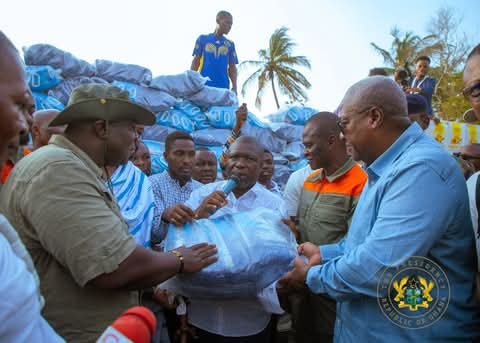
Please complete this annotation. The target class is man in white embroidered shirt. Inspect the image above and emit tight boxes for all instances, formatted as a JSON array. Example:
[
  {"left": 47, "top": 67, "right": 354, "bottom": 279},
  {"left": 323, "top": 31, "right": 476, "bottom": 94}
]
[{"left": 184, "top": 136, "right": 284, "bottom": 342}]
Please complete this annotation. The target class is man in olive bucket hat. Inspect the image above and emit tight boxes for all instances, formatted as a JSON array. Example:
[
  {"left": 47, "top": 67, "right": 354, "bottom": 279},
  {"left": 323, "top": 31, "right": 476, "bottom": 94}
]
[{"left": 0, "top": 83, "right": 218, "bottom": 343}]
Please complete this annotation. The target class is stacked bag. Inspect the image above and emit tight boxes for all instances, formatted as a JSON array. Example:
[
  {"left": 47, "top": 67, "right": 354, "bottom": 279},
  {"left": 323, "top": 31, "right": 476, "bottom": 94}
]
[{"left": 23, "top": 43, "right": 316, "bottom": 187}]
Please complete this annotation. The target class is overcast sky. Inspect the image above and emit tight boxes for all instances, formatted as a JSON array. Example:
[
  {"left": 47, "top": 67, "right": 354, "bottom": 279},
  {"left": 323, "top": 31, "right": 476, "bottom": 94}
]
[{"left": 2, "top": 0, "right": 479, "bottom": 117}]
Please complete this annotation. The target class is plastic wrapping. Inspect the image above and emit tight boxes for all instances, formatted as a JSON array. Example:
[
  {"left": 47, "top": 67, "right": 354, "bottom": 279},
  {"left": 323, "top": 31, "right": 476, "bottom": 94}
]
[
  {"left": 174, "top": 100, "right": 210, "bottom": 130},
  {"left": 150, "top": 70, "right": 208, "bottom": 98},
  {"left": 241, "top": 122, "right": 287, "bottom": 153},
  {"left": 186, "top": 86, "right": 238, "bottom": 108},
  {"left": 163, "top": 208, "right": 297, "bottom": 299},
  {"left": 95, "top": 59, "right": 152, "bottom": 84},
  {"left": 112, "top": 81, "right": 176, "bottom": 113},
  {"left": 192, "top": 128, "right": 231, "bottom": 146},
  {"left": 32, "top": 92, "right": 65, "bottom": 111},
  {"left": 269, "top": 123, "right": 304, "bottom": 143},
  {"left": 48, "top": 76, "right": 108, "bottom": 104},
  {"left": 24, "top": 44, "right": 95, "bottom": 78},
  {"left": 266, "top": 105, "right": 317, "bottom": 125},
  {"left": 155, "top": 110, "right": 195, "bottom": 133},
  {"left": 25, "top": 65, "right": 62, "bottom": 92}
]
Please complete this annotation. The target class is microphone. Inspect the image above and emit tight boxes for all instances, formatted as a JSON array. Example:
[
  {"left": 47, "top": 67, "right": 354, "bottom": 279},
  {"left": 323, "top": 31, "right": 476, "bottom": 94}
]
[
  {"left": 222, "top": 173, "right": 241, "bottom": 195},
  {"left": 96, "top": 306, "right": 156, "bottom": 343},
  {"left": 208, "top": 174, "right": 240, "bottom": 215}
]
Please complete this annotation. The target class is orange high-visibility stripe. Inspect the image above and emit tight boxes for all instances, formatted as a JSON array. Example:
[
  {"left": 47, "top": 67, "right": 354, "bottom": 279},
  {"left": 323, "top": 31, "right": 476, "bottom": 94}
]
[{"left": 303, "top": 164, "right": 367, "bottom": 196}]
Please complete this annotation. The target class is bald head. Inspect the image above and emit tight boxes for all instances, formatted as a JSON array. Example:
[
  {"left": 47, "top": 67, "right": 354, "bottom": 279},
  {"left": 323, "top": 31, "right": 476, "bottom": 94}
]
[
  {"left": 305, "top": 111, "right": 341, "bottom": 138},
  {"left": 338, "top": 77, "right": 411, "bottom": 165},
  {"left": 230, "top": 136, "right": 264, "bottom": 158},
  {"left": 31, "top": 109, "right": 64, "bottom": 150},
  {"left": 341, "top": 76, "right": 408, "bottom": 119}
]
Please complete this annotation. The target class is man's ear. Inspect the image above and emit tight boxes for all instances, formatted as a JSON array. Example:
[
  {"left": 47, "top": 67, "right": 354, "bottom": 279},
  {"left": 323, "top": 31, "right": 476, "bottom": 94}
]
[
  {"left": 31, "top": 125, "right": 40, "bottom": 140},
  {"left": 93, "top": 120, "right": 108, "bottom": 140},
  {"left": 369, "top": 107, "right": 384, "bottom": 129}
]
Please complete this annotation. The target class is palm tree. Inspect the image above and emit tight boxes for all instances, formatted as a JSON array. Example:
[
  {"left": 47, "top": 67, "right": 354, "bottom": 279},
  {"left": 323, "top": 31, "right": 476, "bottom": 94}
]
[
  {"left": 370, "top": 27, "right": 442, "bottom": 76},
  {"left": 240, "top": 27, "right": 311, "bottom": 109}
]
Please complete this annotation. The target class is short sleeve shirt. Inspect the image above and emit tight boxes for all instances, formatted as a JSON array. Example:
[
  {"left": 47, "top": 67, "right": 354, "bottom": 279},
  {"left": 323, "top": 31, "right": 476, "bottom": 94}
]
[
  {"left": 0, "top": 135, "right": 138, "bottom": 343},
  {"left": 193, "top": 33, "right": 238, "bottom": 89}
]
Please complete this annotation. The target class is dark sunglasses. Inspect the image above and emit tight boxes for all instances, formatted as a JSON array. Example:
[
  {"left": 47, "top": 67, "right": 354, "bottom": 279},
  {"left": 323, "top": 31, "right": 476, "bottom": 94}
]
[{"left": 463, "top": 82, "right": 480, "bottom": 100}]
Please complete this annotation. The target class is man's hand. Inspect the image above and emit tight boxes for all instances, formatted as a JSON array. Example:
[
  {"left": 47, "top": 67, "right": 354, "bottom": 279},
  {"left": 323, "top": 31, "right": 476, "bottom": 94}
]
[
  {"left": 282, "top": 218, "right": 299, "bottom": 240},
  {"left": 174, "top": 243, "right": 218, "bottom": 273},
  {"left": 152, "top": 288, "right": 177, "bottom": 310},
  {"left": 298, "top": 242, "right": 322, "bottom": 266},
  {"left": 279, "top": 257, "right": 311, "bottom": 292},
  {"left": 194, "top": 191, "right": 228, "bottom": 219},
  {"left": 233, "top": 103, "right": 247, "bottom": 133},
  {"left": 162, "top": 204, "right": 196, "bottom": 227}
]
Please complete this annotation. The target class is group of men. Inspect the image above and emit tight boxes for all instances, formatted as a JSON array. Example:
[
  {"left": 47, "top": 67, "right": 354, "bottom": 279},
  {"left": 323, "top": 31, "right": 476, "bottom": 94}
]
[{"left": 1, "top": 22, "right": 480, "bottom": 343}]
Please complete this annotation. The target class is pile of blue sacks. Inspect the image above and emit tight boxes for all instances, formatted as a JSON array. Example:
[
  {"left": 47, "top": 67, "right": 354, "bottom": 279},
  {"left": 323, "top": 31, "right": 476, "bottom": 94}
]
[{"left": 23, "top": 43, "right": 316, "bottom": 187}]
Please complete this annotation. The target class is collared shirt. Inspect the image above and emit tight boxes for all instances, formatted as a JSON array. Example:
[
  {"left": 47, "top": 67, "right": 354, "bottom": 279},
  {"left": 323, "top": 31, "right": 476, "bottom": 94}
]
[
  {"left": 261, "top": 179, "right": 283, "bottom": 197},
  {"left": 149, "top": 171, "right": 202, "bottom": 245},
  {"left": 0, "top": 135, "right": 138, "bottom": 343},
  {"left": 298, "top": 158, "right": 367, "bottom": 245},
  {"left": 307, "top": 123, "right": 479, "bottom": 341},
  {"left": 185, "top": 182, "right": 284, "bottom": 337},
  {"left": 283, "top": 165, "right": 313, "bottom": 217}
]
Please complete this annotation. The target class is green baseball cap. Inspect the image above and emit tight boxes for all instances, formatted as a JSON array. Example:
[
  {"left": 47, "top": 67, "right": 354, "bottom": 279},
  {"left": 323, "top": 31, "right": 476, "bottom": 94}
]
[{"left": 49, "top": 83, "right": 155, "bottom": 127}]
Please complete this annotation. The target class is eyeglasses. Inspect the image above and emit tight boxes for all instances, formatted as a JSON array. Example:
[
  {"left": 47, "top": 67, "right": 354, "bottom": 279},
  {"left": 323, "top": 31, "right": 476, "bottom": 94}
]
[
  {"left": 337, "top": 107, "right": 374, "bottom": 134},
  {"left": 463, "top": 82, "right": 480, "bottom": 102}
]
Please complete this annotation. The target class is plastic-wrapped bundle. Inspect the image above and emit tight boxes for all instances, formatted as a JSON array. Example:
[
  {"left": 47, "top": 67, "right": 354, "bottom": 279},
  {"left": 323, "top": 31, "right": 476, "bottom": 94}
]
[
  {"left": 192, "top": 128, "right": 231, "bottom": 146},
  {"left": 285, "top": 141, "right": 305, "bottom": 159},
  {"left": 241, "top": 122, "right": 287, "bottom": 153},
  {"left": 186, "top": 86, "right": 238, "bottom": 108},
  {"left": 163, "top": 208, "right": 297, "bottom": 298},
  {"left": 272, "top": 152, "right": 289, "bottom": 165},
  {"left": 273, "top": 164, "right": 292, "bottom": 189},
  {"left": 112, "top": 81, "right": 176, "bottom": 113},
  {"left": 155, "top": 110, "right": 195, "bottom": 133},
  {"left": 32, "top": 92, "right": 65, "bottom": 111},
  {"left": 24, "top": 44, "right": 95, "bottom": 78},
  {"left": 150, "top": 70, "right": 207, "bottom": 98},
  {"left": 174, "top": 100, "right": 211, "bottom": 130},
  {"left": 143, "top": 140, "right": 168, "bottom": 175},
  {"left": 25, "top": 66, "right": 62, "bottom": 92},
  {"left": 48, "top": 76, "right": 108, "bottom": 104},
  {"left": 266, "top": 105, "right": 317, "bottom": 125},
  {"left": 269, "top": 123, "right": 304, "bottom": 143},
  {"left": 143, "top": 140, "right": 165, "bottom": 156},
  {"left": 143, "top": 124, "right": 176, "bottom": 143},
  {"left": 95, "top": 59, "right": 152, "bottom": 85},
  {"left": 205, "top": 106, "right": 237, "bottom": 129},
  {"left": 151, "top": 155, "right": 168, "bottom": 175},
  {"left": 205, "top": 106, "right": 267, "bottom": 129}
]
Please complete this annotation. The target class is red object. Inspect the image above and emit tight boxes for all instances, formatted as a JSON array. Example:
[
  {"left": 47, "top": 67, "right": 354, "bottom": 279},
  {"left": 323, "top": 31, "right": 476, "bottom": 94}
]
[{"left": 111, "top": 306, "right": 157, "bottom": 343}]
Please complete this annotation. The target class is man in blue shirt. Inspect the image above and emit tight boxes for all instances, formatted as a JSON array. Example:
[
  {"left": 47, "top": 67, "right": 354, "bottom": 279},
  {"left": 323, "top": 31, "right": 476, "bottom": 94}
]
[
  {"left": 281, "top": 76, "right": 479, "bottom": 341},
  {"left": 191, "top": 11, "right": 238, "bottom": 93},
  {"left": 406, "top": 56, "right": 436, "bottom": 116}
]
